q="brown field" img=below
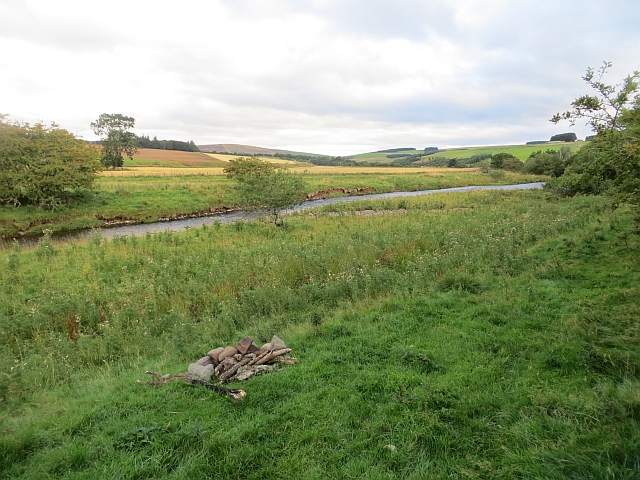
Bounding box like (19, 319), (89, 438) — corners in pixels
(131, 148), (227, 166)
(100, 166), (463, 177)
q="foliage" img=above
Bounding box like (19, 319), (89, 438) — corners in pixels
(135, 135), (199, 152)
(90, 114), (138, 169)
(490, 152), (518, 170)
(551, 61), (640, 133)
(523, 150), (565, 177)
(235, 169), (307, 225)
(550, 132), (577, 142)
(0, 116), (101, 208)
(223, 157), (275, 180)
(547, 64), (640, 214)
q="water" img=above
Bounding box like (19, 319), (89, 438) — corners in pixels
(10, 182), (544, 246)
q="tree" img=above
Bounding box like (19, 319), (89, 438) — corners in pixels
(551, 61), (640, 133)
(491, 152), (517, 169)
(550, 132), (577, 142)
(224, 157), (306, 225)
(0, 116), (101, 208)
(224, 157), (275, 180)
(547, 63), (640, 217)
(522, 151), (564, 177)
(90, 114), (138, 169)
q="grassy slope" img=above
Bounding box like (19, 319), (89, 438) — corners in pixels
(0, 170), (540, 239)
(1, 191), (638, 478)
(353, 143), (586, 163)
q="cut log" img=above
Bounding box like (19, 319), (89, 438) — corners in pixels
(219, 355), (253, 382)
(254, 348), (292, 365)
(230, 364), (278, 382)
(214, 356), (237, 375)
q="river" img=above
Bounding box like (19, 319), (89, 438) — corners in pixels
(9, 182), (544, 247)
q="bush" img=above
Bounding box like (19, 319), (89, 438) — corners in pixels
(522, 151), (565, 177)
(0, 117), (101, 208)
(491, 153), (518, 170)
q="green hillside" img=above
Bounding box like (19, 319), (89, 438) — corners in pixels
(352, 142), (587, 163)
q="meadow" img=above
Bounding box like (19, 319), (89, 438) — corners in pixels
(1, 189), (638, 478)
(0, 169), (541, 239)
(352, 143), (586, 163)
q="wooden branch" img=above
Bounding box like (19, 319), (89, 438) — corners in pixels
(255, 348), (292, 365)
(139, 371), (246, 401)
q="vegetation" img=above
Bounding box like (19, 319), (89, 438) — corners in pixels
(547, 63), (640, 218)
(0, 190), (638, 478)
(551, 61), (640, 133)
(224, 157), (306, 225)
(0, 116), (101, 209)
(91, 114), (138, 169)
(549, 132), (577, 142)
(135, 135), (200, 152)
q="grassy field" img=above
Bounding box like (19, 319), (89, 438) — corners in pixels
(1, 190), (638, 478)
(352, 143), (587, 163)
(0, 170), (541, 239)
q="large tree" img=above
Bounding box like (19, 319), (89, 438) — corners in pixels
(0, 116), (101, 208)
(90, 113), (138, 169)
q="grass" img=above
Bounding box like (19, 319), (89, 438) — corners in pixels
(0, 170), (542, 238)
(1, 190), (638, 478)
(352, 143), (587, 163)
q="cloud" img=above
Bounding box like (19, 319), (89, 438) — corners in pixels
(1, 0), (638, 154)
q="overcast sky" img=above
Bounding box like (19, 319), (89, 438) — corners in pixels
(1, 0), (639, 155)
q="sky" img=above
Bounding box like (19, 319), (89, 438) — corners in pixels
(1, 0), (639, 156)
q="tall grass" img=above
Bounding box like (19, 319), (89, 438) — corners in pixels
(1, 190), (638, 478)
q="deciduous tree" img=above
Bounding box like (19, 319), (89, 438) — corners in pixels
(225, 157), (306, 225)
(90, 113), (138, 169)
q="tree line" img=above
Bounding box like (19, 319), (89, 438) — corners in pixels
(135, 135), (199, 152)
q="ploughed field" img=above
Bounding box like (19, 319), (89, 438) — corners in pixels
(1, 190), (638, 478)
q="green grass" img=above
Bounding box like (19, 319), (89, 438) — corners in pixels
(352, 143), (587, 163)
(1, 190), (638, 478)
(0, 170), (542, 239)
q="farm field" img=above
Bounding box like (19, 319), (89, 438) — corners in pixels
(126, 149), (229, 168)
(0, 169), (541, 239)
(352, 142), (587, 163)
(1, 190), (638, 478)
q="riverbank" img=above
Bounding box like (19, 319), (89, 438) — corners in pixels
(0, 170), (542, 239)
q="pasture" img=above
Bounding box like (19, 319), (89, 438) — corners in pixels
(1, 190), (638, 478)
(352, 142), (587, 163)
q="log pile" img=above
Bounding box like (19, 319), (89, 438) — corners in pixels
(137, 335), (295, 401)
(188, 335), (296, 384)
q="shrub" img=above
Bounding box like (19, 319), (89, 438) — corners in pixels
(0, 117), (101, 208)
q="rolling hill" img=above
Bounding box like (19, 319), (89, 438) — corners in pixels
(197, 143), (325, 157)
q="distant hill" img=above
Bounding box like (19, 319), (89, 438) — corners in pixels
(197, 143), (325, 157)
